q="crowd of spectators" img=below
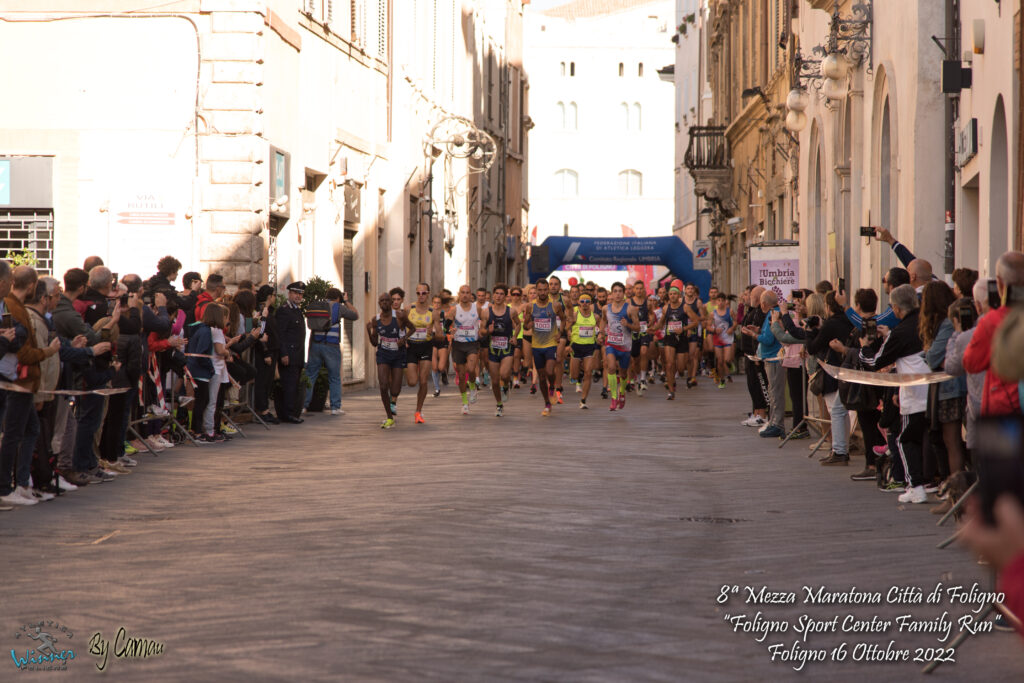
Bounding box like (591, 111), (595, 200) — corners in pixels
(732, 230), (1024, 635)
(0, 255), (356, 509)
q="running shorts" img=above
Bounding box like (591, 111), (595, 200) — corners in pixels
(488, 336), (513, 363)
(406, 340), (433, 363)
(605, 346), (631, 370)
(532, 346), (557, 366)
(376, 350), (407, 369)
(571, 343), (596, 359)
(451, 341), (480, 365)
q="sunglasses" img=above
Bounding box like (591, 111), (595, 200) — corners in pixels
(511, 292), (522, 296)
(579, 298), (592, 304)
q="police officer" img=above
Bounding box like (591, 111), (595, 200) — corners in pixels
(276, 281), (307, 423)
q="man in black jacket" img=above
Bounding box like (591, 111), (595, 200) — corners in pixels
(253, 285), (280, 423)
(276, 282), (307, 423)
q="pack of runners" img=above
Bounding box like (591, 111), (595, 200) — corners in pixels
(366, 278), (739, 426)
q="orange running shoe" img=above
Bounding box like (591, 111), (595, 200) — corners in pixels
(414, 412), (425, 424)
(555, 390), (564, 404)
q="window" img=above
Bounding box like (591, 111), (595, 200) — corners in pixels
(638, 62), (644, 77)
(0, 211), (54, 274)
(632, 102), (642, 131)
(618, 62), (624, 77)
(620, 102), (630, 129)
(618, 170), (642, 197)
(570, 61), (575, 77)
(621, 103), (640, 131)
(554, 169), (578, 197)
(566, 101), (577, 130)
(560, 61), (565, 76)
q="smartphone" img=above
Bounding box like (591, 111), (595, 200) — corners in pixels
(119, 294), (129, 306)
(863, 318), (877, 341)
(790, 289), (803, 300)
(100, 327), (111, 342)
(959, 301), (977, 330)
(0, 313), (11, 329)
(107, 299), (118, 315)
(988, 279), (1001, 310)
(860, 226), (875, 238)
(838, 277), (846, 293)
(804, 315), (821, 328)
(973, 416), (1024, 526)
(259, 318), (267, 335)
(142, 294), (154, 306)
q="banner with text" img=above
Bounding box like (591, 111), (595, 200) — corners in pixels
(749, 243), (800, 303)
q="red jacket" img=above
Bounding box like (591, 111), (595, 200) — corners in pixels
(194, 292), (214, 321)
(962, 307), (1021, 416)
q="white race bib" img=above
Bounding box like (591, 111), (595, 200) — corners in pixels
(534, 318), (552, 332)
(607, 332), (624, 345)
(639, 322), (648, 334)
(668, 320), (683, 334)
(578, 326), (595, 338)
(491, 336), (509, 350)
(381, 337), (399, 351)
(411, 327), (428, 341)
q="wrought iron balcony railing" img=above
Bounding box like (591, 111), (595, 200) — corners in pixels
(684, 126), (731, 171)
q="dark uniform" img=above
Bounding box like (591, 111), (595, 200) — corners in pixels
(276, 282), (307, 422)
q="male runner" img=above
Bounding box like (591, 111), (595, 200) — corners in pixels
(430, 294), (448, 397)
(475, 287), (491, 388)
(485, 283), (519, 416)
(703, 285), (720, 379)
(387, 286), (406, 414)
(508, 286), (526, 388)
(599, 282), (640, 410)
(367, 293), (410, 429)
(628, 280), (653, 394)
(449, 285), (485, 414)
(548, 275), (568, 404)
(522, 278), (566, 416)
(567, 291), (601, 408)
(682, 283), (704, 388)
(404, 282), (441, 423)
(711, 291), (737, 389)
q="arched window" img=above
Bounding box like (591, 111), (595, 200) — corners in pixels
(638, 62), (644, 77)
(567, 102), (578, 130)
(618, 170), (642, 197)
(556, 101), (565, 127)
(618, 62), (624, 77)
(555, 169), (579, 197)
(570, 61), (576, 77)
(632, 103), (642, 131)
(620, 102), (630, 129)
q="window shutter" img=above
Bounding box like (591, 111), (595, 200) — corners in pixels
(325, 0), (333, 27)
(305, 0), (317, 17)
(378, 0), (388, 59)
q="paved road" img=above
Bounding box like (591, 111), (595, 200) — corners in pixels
(2, 378), (1022, 681)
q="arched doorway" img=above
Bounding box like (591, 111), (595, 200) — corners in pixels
(810, 133), (824, 284)
(989, 96), (1009, 271)
(878, 96), (894, 274)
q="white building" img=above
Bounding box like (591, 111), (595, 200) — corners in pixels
(671, 0), (709, 247)
(524, 0), (675, 280)
(0, 0), (528, 387)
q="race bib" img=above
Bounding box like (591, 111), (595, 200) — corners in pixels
(455, 324), (476, 341)
(639, 322), (648, 334)
(534, 317), (552, 332)
(667, 320), (683, 334)
(411, 327), (428, 341)
(578, 326), (595, 338)
(607, 331), (624, 346)
(491, 336), (509, 350)
(381, 337), (399, 351)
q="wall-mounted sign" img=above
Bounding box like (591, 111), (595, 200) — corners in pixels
(693, 239), (712, 269)
(269, 145), (290, 219)
(956, 118), (978, 167)
(0, 156), (53, 209)
(749, 242), (799, 303)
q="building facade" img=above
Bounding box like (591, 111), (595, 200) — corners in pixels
(524, 0), (675, 279)
(0, 0), (529, 387)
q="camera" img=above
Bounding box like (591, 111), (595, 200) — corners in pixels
(988, 279), (1001, 310)
(143, 294), (154, 306)
(860, 225), (876, 238)
(958, 300), (977, 330)
(0, 313), (12, 329)
(803, 315), (821, 328)
(862, 318), (878, 342)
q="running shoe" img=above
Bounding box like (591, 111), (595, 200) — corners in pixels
(414, 412), (426, 424)
(541, 405), (551, 417)
(898, 485), (928, 504)
(469, 389), (478, 404)
(579, 399), (588, 409)
(872, 444), (890, 457)
(626, 382), (635, 393)
(618, 396), (626, 410)
(850, 468), (876, 481)
(512, 379), (520, 389)
(461, 404), (470, 416)
(718, 381), (726, 389)
(433, 389), (441, 397)
(741, 415), (766, 427)
(441, 373), (449, 385)
(495, 405), (504, 417)
(879, 481), (906, 493)
(601, 387), (609, 399)
(609, 400), (617, 412)
(117, 455), (138, 468)
(789, 429), (811, 440)
(501, 387), (509, 403)
(390, 401), (398, 416)
(555, 390), (563, 405)
(666, 392), (675, 400)
(221, 422), (239, 435)
(381, 418), (395, 429)
(686, 378), (697, 388)
(575, 382), (582, 394)
(530, 383), (537, 395)
(124, 441), (139, 456)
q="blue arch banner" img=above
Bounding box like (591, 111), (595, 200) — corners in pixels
(527, 236), (711, 296)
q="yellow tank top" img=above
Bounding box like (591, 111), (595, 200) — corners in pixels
(407, 307), (433, 342)
(571, 310), (598, 345)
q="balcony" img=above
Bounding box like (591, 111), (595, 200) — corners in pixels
(684, 125), (732, 204)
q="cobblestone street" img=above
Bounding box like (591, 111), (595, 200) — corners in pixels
(3, 379), (1022, 681)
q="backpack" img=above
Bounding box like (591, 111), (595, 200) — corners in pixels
(305, 299), (333, 332)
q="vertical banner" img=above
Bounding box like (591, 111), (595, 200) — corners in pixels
(749, 242), (800, 303)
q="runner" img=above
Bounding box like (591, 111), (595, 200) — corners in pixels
(387, 286), (406, 414)
(430, 294), (449, 397)
(682, 283), (704, 388)
(509, 286), (526, 389)
(711, 291), (737, 389)
(522, 278), (567, 416)
(404, 282), (441, 423)
(475, 287), (491, 388)
(520, 284), (537, 392)
(450, 285), (485, 415)
(647, 291), (665, 384)
(628, 280), (653, 395)
(703, 285), (720, 380)
(567, 290), (601, 408)
(367, 293), (409, 429)
(485, 283), (519, 416)
(600, 282), (640, 411)
(549, 275), (568, 404)
(650, 281), (688, 400)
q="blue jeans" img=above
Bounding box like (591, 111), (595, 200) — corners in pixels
(73, 394), (105, 473)
(305, 342), (342, 410)
(0, 391), (39, 492)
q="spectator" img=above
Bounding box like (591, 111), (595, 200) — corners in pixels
(83, 255), (104, 272)
(962, 251), (1024, 416)
(185, 303), (223, 442)
(145, 255), (182, 305)
(859, 285), (931, 503)
(920, 280), (967, 498)
(195, 273), (225, 322)
(236, 280), (254, 294)
(276, 282), (307, 423)
(79, 266), (116, 325)
(756, 290), (785, 438)
(738, 285), (769, 428)
(907, 259), (933, 293)
(253, 285), (280, 424)
(771, 294), (809, 439)
(944, 280), (991, 452)
(846, 267), (907, 329)
(0, 266), (61, 506)
(180, 271), (203, 323)
(304, 287), (359, 416)
(807, 290), (855, 465)
(951, 268), (979, 300)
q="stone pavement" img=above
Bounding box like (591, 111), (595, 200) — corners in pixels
(2, 378), (1022, 681)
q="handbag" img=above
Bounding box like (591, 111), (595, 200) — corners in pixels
(808, 364), (825, 396)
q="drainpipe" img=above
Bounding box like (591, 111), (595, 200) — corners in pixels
(943, 0), (960, 278)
